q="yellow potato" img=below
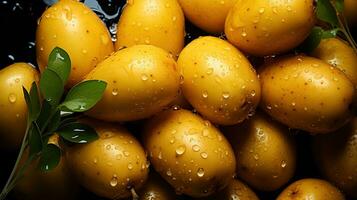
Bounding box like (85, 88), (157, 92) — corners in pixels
(259, 55), (354, 134)
(0, 63), (39, 150)
(85, 45), (180, 122)
(224, 111), (296, 191)
(36, 0), (114, 87)
(277, 178), (345, 200)
(313, 117), (357, 198)
(65, 119), (149, 199)
(138, 172), (177, 200)
(14, 135), (79, 200)
(178, 36), (260, 125)
(177, 0), (237, 34)
(116, 0), (184, 57)
(143, 109), (236, 197)
(345, 0), (357, 27)
(225, 0), (315, 56)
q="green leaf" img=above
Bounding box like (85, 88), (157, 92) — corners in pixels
(317, 0), (339, 27)
(22, 86), (31, 114)
(299, 26), (324, 52)
(40, 69), (64, 106)
(60, 80), (107, 112)
(29, 82), (41, 120)
(322, 28), (340, 38)
(59, 117), (78, 128)
(36, 100), (52, 130)
(334, 0), (344, 13)
(48, 47), (71, 85)
(28, 123), (43, 156)
(57, 122), (98, 143)
(39, 144), (61, 172)
(46, 110), (61, 134)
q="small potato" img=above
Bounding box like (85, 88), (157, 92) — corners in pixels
(259, 55), (354, 134)
(138, 172), (177, 200)
(0, 63), (39, 150)
(116, 0), (184, 57)
(36, 0), (114, 87)
(85, 45), (180, 122)
(177, 0), (237, 34)
(277, 178), (345, 200)
(65, 119), (149, 199)
(313, 117), (357, 198)
(143, 109), (236, 197)
(14, 135), (79, 200)
(178, 36), (260, 125)
(225, 0), (315, 56)
(224, 111), (296, 191)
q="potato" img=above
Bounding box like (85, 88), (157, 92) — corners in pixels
(0, 63), (39, 150)
(177, 0), (237, 34)
(14, 135), (79, 200)
(313, 117), (357, 198)
(259, 55), (354, 134)
(345, 0), (357, 27)
(199, 178), (259, 200)
(36, 0), (114, 87)
(142, 109), (236, 197)
(224, 111), (296, 191)
(138, 172), (177, 200)
(85, 45), (180, 122)
(225, 0), (315, 56)
(277, 178), (345, 200)
(178, 36), (260, 125)
(65, 119), (149, 199)
(115, 0), (184, 57)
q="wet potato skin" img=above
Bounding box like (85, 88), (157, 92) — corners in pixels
(115, 0), (185, 57)
(36, 0), (114, 88)
(313, 117), (357, 198)
(137, 172), (178, 200)
(224, 111), (296, 191)
(65, 119), (149, 200)
(178, 36), (261, 125)
(177, 0), (237, 34)
(259, 55), (355, 134)
(85, 45), (181, 122)
(277, 178), (345, 200)
(225, 0), (315, 56)
(0, 63), (39, 150)
(142, 109), (236, 198)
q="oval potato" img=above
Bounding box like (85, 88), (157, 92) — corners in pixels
(259, 55), (354, 134)
(178, 36), (260, 125)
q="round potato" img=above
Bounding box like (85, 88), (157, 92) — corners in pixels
(224, 111), (296, 191)
(313, 117), (357, 198)
(0, 63), (39, 150)
(177, 0), (237, 34)
(259, 55), (354, 134)
(115, 0), (184, 57)
(36, 0), (114, 87)
(178, 36), (260, 125)
(14, 135), (79, 200)
(85, 45), (180, 122)
(225, 0), (315, 56)
(138, 172), (177, 200)
(277, 178), (345, 200)
(143, 109), (236, 197)
(65, 119), (149, 199)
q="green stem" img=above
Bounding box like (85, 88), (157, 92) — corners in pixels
(0, 123), (31, 200)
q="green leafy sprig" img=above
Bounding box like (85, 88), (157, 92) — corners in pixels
(0, 47), (107, 200)
(301, 0), (357, 52)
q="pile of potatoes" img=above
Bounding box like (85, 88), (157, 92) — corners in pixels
(0, 0), (356, 199)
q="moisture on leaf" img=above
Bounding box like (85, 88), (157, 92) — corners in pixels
(39, 144), (61, 172)
(48, 47), (71, 85)
(39, 69), (64, 106)
(57, 122), (98, 144)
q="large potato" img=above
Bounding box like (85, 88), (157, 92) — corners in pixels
(178, 36), (260, 125)
(36, 0), (114, 87)
(313, 117), (357, 198)
(225, 0), (315, 56)
(224, 111), (296, 191)
(259, 55), (354, 134)
(65, 119), (149, 199)
(143, 109), (236, 197)
(115, 0), (184, 57)
(85, 45), (180, 122)
(177, 0), (237, 34)
(277, 178), (345, 200)
(0, 63), (39, 150)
